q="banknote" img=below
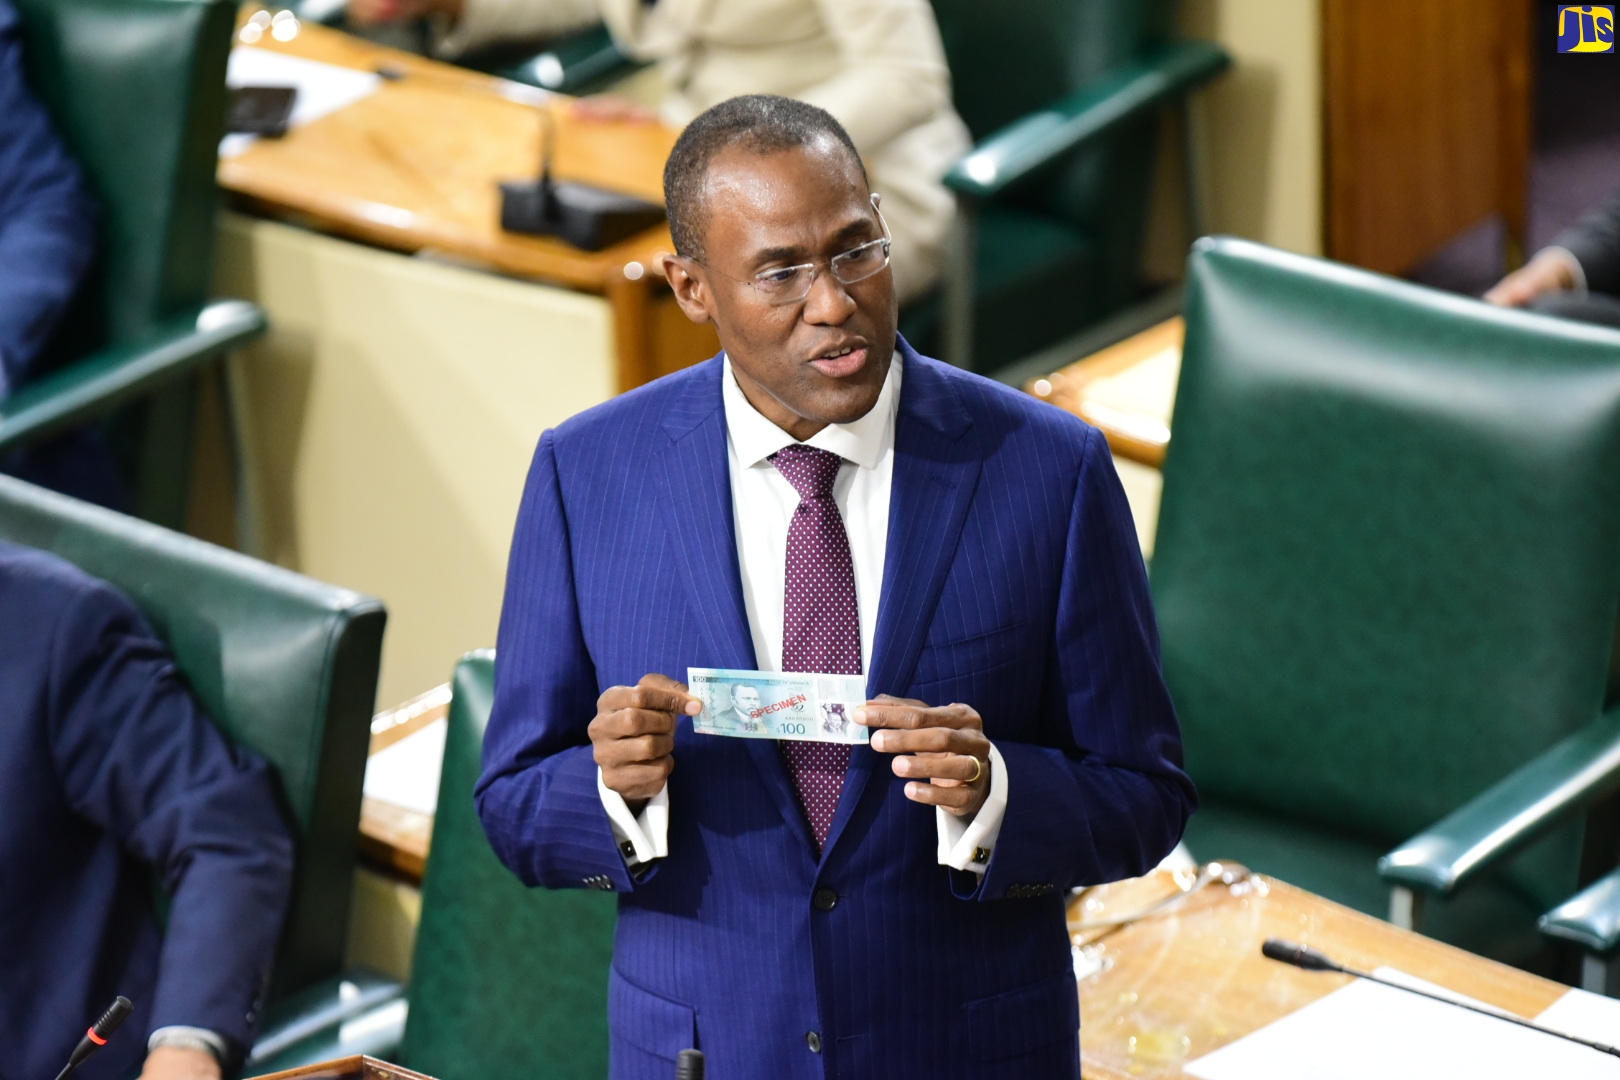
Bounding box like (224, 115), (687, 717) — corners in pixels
(688, 668), (869, 743)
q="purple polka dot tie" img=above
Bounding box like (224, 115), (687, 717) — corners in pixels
(770, 444), (859, 853)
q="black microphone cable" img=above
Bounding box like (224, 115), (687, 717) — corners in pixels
(52, 996), (133, 1080)
(1262, 938), (1620, 1060)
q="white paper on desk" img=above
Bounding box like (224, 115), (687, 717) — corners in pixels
(220, 47), (381, 158)
(1538, 988), (1620, 1047)
(1185, 967), (1620, 1080)
(362, 716), (447, 816)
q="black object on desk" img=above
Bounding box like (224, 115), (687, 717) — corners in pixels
(227, 86), (297, 137)
(499, 108), (665, 250)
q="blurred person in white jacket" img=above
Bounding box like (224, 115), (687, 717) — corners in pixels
(349, 0), (970, 301)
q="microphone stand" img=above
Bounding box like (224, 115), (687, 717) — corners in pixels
(1261, 938), (1620, 1060)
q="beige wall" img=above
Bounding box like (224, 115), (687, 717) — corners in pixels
(1143, 0), (1323, 279)
(215, 214), (617, 707)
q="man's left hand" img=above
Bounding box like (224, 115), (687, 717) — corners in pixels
(139, 1048), (221, 1080)
(856, 696), (991, 818)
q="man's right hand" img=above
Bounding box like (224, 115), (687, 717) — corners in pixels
(590, 674), (700, 810)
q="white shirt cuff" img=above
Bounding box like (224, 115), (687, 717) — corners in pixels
(148, 1026), (228, 1060)
(1542, 245), (1589, 297)
(937, 743), (1008, 874)
(598, 768), (669, 865)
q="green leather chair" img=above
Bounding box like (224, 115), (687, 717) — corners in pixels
(907, 0), (1228, 374)
(289, 651), (618, 1076)
(7, 0), (266, 526)
(1158, 237), (1620, 976)
(0, 474), (401, 1058)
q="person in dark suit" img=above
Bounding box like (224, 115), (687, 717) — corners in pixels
(0, 0), (96, 397)
(479, 94), (1193, 1078)
(1486, 188), (1620, 327)
(0, 0), (131, 509)
(0, 541), (295, 1080)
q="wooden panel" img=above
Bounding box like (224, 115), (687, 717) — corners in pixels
(1324, 0), (1533, 274)
(1074, 870), (1567, 1079)
(253, 1055), (437, 1080)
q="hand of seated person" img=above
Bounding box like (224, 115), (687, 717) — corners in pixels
(139, 1047), (221, 1080)
(1484, 248), (1578, 307)
(346, 0), (458, 29)
(569, 94), (659, 125)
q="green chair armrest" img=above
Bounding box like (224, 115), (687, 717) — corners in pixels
(1542, 868), (1620, 954)
(246, 968), (405, 1073)
(0, 298), (266, 454)
(1379, 708), (1620, 897)
(943, 39), (1231, 199)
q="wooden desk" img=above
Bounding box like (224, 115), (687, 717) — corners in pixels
(359, 684), (450, 883)
(1028, 317), (1181, 469)
(256, 1055), (435, 1080)
(219, 17), (717, 391)
(1071, 869), (1566, 1079)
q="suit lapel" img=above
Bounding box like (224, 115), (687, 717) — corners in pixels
(821, 345), (982, 860)
(658, 360), (818, 857)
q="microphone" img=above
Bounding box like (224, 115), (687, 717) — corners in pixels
(52, 996), (133, 1080)
(675, 1048), (704, 1080)
(1261, 938), (1620, 1059)
(498, 106), (666, 250)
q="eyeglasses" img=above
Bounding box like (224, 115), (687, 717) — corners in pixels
(694, 196), (892, 306)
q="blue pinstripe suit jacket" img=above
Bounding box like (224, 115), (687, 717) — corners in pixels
(479, 340), (1195, 1080)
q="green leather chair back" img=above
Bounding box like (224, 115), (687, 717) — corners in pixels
(932, 0), (1170, 176)
(0, 474), (386, 995)
(934, 0), (1172, 256)
(906, 0), (1182, 371)
(14, 0), (234, 346)
(1156, 237), (1620, 916)
(402, 651), (616, 1080)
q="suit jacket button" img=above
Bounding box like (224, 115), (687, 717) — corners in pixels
(806, 1031), (823, 1054)
(813, 887), (839, 912)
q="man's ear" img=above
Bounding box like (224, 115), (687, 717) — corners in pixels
(661, 254), (714, 325)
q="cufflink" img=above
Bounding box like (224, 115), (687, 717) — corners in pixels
(972, 846), (991, 865)
(619, 839), (637, 860)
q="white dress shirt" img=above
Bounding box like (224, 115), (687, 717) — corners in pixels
(597, 354), (1008, 872)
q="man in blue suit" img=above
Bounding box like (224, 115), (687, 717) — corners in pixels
(480, 94), (1194, 1079)
(0, 541), (295, 1080)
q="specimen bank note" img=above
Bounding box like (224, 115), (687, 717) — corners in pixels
(688, 667), (869, 744)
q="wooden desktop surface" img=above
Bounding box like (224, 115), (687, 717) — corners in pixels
(253, 1055), (435, 1080)
(1071, 869), (1566, 1079)
(219, 16), (718, 390)
(359, 685), (449, 883)
(1029, 317), (1181, 469)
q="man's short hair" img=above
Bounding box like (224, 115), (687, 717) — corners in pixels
(663, 94), (867, 262)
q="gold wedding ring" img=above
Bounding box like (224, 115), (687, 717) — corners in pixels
(964, 756), (984, 784)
